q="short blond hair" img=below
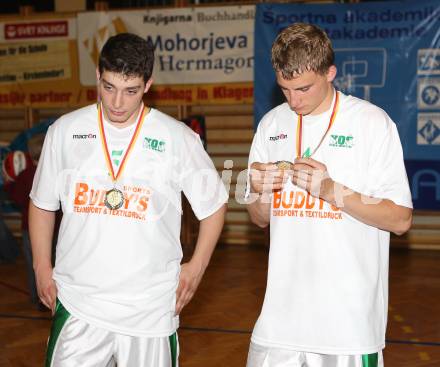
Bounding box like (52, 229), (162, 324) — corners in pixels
(271, 23), (334, 79)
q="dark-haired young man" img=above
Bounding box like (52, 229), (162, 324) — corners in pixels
(30, 33), (227, 367)
(246, 23), (412, 367)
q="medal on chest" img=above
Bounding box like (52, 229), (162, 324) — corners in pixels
(98, 103), (147, 210)
(104, 188), (125, 210)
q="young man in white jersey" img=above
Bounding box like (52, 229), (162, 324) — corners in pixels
(246, 23), (413, 367)
(29, 33), (227, 367)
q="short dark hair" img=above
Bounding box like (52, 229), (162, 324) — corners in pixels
(272, 23), (334, 79)
(98, 33), (154, 83)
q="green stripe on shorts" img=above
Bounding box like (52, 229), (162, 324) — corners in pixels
(362, 352), (378, 367)
(169, 332), (178, 367)
(45, 299), (71, 367)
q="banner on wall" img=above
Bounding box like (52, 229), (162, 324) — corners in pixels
(77, 6), (255, 104)
(0, 40), (71, 83)
(254, 1), (440, 209)
(0, 17), (92, 108)
(0, 20), (72, 84)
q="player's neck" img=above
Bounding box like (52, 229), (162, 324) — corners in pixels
(310, 85), (335, 116)
(104, 103), (143, 129)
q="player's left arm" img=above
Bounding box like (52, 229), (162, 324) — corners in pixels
(292, 157), (412, 235)
(175, 203), (227, 315)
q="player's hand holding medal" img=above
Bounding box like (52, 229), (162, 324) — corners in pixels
(275, 160), (293, 170)
(248, 162), (291, 202)
(290, 157), (334, 200)
(249, 159), (334, 203)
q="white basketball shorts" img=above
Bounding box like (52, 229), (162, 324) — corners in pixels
(45, 300), (179, 367)
(246, 342), (383, 367)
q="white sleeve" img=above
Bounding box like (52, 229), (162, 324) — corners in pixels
(244, 122), (270, 199)
(365, 112), (413, 209)
(249, 123), (269, 165)
(30, 124), (61, 211)
(178, 128), (228, 220)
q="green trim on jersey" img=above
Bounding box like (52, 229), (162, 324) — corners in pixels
(362, 352), (378, 367)
(112, 149), (124, 167)
(169, 332), (178, 367)
(45, 299), (71, 367)
(302, 147), (312, 158)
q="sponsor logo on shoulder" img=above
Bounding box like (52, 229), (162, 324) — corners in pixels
(269, 133), (288, 141)
(73, 133), (96, 139)
(143, 137), (166, 152)
(329, 134), (354, 148)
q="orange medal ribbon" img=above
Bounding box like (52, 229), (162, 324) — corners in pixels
(296, 90), (339, 158)
(98, 103), (146, 184)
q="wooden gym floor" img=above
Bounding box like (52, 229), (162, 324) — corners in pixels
(0, 245), (439, 367)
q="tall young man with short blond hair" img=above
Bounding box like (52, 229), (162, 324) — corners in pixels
(246, 23), (412, 367)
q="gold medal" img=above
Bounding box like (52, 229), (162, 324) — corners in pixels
(104, 188), (125, 210)
(276, 160), (293, 170)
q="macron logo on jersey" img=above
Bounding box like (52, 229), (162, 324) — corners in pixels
(269, 133), (288, 141)
(73, 133), (97, 140)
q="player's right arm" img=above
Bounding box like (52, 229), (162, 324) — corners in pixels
(27, 124), (60, 313)
(246, 162), (286, 228)
(29, 201), (57, 313)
